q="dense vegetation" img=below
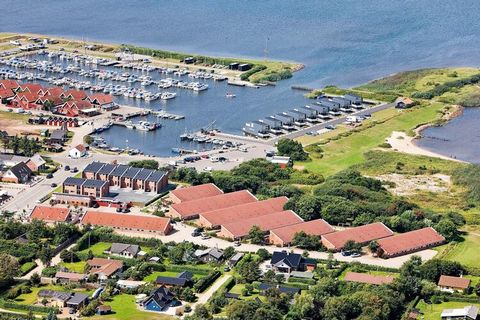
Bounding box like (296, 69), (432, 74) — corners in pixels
(0, 135), (42, 157)
(412, 73), (480, 99)
(452, 164), (480, 202)
(127, 159), (159, 170)
(276, 139), (309, 161)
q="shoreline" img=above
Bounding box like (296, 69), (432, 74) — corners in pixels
(387, 105), (467, 163)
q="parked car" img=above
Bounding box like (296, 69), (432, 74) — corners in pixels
(46, 173), (53, 179)
(350, 252), (362, 258)
(233, 241), (241, 247)
(224, 266), (231, 272)
(325, 125), (336, 130)
(50, 183), (57, 188)
(341, 251), (351, 257)
(64, 165), (70, 171)
(191, 231), (201, 237)
(201, 233), (211, 240)
(70, 167), (78, 173)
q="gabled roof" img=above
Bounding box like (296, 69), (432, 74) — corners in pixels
(145, 286), (177, 308)
(0, 89), (15, 98)
(63, 177), (86, 186)
(344, 272), (394, 285)
(270, 219), (334, 244)
(258, 283), (301, 294)
(122, 167), (142, 179)
(67, 293), (89, 305)
(199, 196), (288, 228)
(271, 251), (302, 269)
(87, 258), (123, 277)
(97, 163), (117, 175)
(87, 94), (113, 105)
(155, 276), (188, 287)
(8, 162), (32, 179)
(44, 87), (64, 97)
(74, 144), (87, 152)
(62, 99), (93, 110)
(171, 190), (257, 219)
(0, 79), (19, 91)
(63, 89), (87, 100)
(109, 243), (140, 256)
(438, 275), (471, 289)
(377, 227), (445, 256)
(84, 161), (107, 173)
(221, 210), (303, 239)
(170, 183), (223, 202)
(441, 305), (479, 320)
(134, 168), (155, 180)
(145, 170), (167, 183)
(82, 211), (172, 234)
(28, 154), (46, 167)
(31, 206), (70, 222)
(15, 91), (39, 102)
(194, 247), (224, 260)
(55, 272), (87, 281)
(110, 164), (129, 177)
(19, 83), (43, 93)
(321, 222), (394, 250)
(82, 179), (108, 189)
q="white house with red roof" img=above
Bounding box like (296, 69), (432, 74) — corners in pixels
(69, 144), (87, 158)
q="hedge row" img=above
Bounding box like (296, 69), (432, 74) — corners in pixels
(240, 65), (267, 81)
(440, 294), (480, 303)
(0, 300), (58, 314)
(412, 73), (480, 99)
(74, 228), (162, 251)
(287, 277), (316, 285)
(164, 264), (211, 276)
(194, 271), (221, 293)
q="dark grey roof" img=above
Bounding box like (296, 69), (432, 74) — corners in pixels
(225, 292), (240, 299)
(97, 163), (117, 175)
(66, 293), (89, 305)
(258, 283), (300, 294)
(271, 251), (302, 269)
(109, 243), (140, 255)
(38, 290), (71, 301)
(122, 167), (142, 179)
(135, 168), (154, 180)
(84, 161), (106, 174)
(177, 271), (193, 280)
(9, 162), (32, 179)
(155, 276), (188, 287)
(63, 177), (86, 186)
(50, 129), (66, 140)
(110, 164), (129, 177)
(208, 248), (224, 260)
(146, 170), (167, 183)
(146, 286), (177, 308)
(82, 179), (107, 188)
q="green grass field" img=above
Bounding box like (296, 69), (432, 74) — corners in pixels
(90, 294), (174, 320)
(437, 226), (480, 272)
(59, 261), (87, 273)
(296, 102), (447, 176)
(416, 300), (480, 320)
(79, 242), (112, 257)
(143, 271), (179, 283)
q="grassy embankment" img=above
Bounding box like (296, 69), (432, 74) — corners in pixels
(416, 300), (480, 320)
(1, 32), (302, 84)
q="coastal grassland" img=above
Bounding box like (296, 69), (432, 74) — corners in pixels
(436, 225), (480, 273)
(295, 101), (447, 176)
(0, 111), (30, 123)
(90, 294), (174, 320)
(416, 300), (480, 320)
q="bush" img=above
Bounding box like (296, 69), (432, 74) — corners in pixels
(277, 139), (308, 161)
(193, 271), (221, 293)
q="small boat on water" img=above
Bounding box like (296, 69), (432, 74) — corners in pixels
(160, 92), (177, 100)
(226, 92), (236, 98)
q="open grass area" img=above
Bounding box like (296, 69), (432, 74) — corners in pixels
(79, 242), (111, 257)
(20, 262), (37, 275)
(0, 110), (31, 122)
(338, 268), (399, 281)
(143, 271), (179, 283)
(437, 226), (480, 273)
(14, 285), (64, 305)
(59, 261), (87, 273)
(90, 294), (174, 320)
(296, 102), (447, 176)
(416, 300), (480, 320)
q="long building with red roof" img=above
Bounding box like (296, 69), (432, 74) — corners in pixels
(269, 219), (335, 247)
(169, 183), (223, 204)
(377, 227), (445, 258)
(168, 190), (257, 220)
(218, 210), (304, 240)
(82, 211), (172, 235)
(197, 196), (288, 229)
(321, 222), (394, 251)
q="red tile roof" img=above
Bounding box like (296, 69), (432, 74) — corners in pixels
(270, 219), (334, 245)
(171, 190), (257, 219)
(82, 211), (172, 234)
(438, 275), (471, 289)
(63, 100), (93, 110)
(75, 144), (87, 152)
(44, 87), (64, 97)
(19, 83), (43, 93)
(31, 206), (70, 222)
(87, 94), (113, 105)
(0, 89), (15, 98)
(321, 222), (393, 250)
(220, 210), (303, 239)
(344, 272), (394, 285)
(199, 196), (288, 228)
(63, 90), (87, 100)
(170, 183), (223, 202)
(0, 80), (19, 91)
(377, 227), (445, 257)
(15, 92), (39, 102)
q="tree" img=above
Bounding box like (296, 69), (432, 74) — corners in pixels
(368, 240), (380, 255)
(475, 283), (480, 297)
(263, 270), (276, 283)
(223, 246), (235, 259)
(128, 160), (159, 170)
(292, 195), (322, 221)
(39, 245), (54, 266)
(226, 300), (259, 320)
(420, 280), (438, 301)
(256, 248), (270, 261)
(276, 138), (308, 161)
(248, 225), (265, 244)
(185, 304), (213, 320)
(237, 259), (261, 283)
(274, 273), (285, 284)
(343, 240), (362, 253)
(435, 218), (459, 241)
(292, 231), (321, 250)
(0, 253), (19, 289)
(181, 287), (196, 302)
(46, 310), (58, 320)
(30, 273), (41, 287)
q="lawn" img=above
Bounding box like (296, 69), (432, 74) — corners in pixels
(14, 285), (65, 305)
(90, 294), (174, 320)
(338, 268), (399, 281)
(20, 262), (37, 275)
(416, 300), (480, 320)
(59, 261), (87, 273)
(437, 226), (480, 273)
(79, 242), (112, 257)
(143, 271), (179, 283)
(296, 102), (447, 176)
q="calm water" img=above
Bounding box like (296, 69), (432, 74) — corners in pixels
(2, 1), (480, 156)
(416, 108), (480, 163)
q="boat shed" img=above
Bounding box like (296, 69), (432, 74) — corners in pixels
(243, 121), (270, 137)
(317, 100), (340, 111)
(344, 94), (363, 105)
(308, 104), (329, 115)
(332, 96), (352, 108)
(298, 106), (318, 118)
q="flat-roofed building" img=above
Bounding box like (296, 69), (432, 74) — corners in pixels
(82, 211), (173, 235)
(321, 222), (394, 251)
(269, 219), (334, 247)
(169, 183), (223, 204)
(168, 190), (257, 220)
(197, 196), (288, 229)
(377, 227), (445, 258)
(218, 210), (304, 240)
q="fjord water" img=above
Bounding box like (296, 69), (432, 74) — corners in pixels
(2, 0), (480, 157)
